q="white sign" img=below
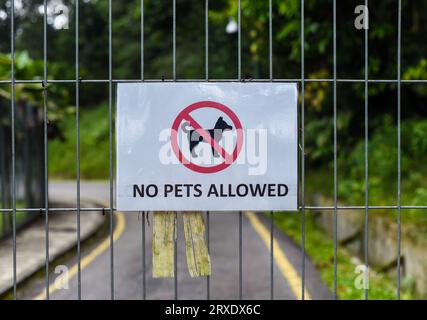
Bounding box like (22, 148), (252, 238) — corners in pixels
(116, 82), (298, 211)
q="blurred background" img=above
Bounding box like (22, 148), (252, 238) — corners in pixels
(0, 0), (426, 299)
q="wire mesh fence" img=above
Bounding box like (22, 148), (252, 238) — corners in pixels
(1, 0), (424, 300)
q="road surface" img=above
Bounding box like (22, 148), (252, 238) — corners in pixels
(20, 182), (331, 300)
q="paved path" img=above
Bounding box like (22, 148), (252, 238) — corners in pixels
(21, 181), (331, 300)
(0, 205), (103, 296)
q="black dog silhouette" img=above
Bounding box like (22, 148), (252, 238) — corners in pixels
(181, 117), (233, 158)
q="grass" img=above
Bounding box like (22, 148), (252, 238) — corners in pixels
(273, 212), (417, 300)
(48, 103), (110, 180)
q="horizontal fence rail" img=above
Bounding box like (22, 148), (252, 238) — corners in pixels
(1, 79), (427, 84)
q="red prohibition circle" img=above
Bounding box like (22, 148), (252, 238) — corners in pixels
(171, 101), (243, 174)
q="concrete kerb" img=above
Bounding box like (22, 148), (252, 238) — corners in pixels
(0, 199), (106, 296)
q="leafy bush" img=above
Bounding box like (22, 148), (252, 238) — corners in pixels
(0, 51), (73, 123)
(49, 103), (110, 179)
(338, 116), (427, 211)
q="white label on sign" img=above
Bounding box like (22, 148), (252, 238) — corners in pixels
(116, 82), (298, 211)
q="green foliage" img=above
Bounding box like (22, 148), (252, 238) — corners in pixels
(1, 0), (426, 137)
(404, 59), (427, 81)
(274, 212), (416, 299)
(339, 116), (427, 210)
(0, 51), (73, 123)
(48, 103), (110, 179)
(0, 51), (44, 103)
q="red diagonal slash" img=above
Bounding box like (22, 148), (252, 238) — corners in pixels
(171, 100), (243, 174)
(184, 113), (233, 163)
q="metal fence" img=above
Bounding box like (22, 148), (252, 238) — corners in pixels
(0, 97), (45, 239)
(1, 0), (425, 300)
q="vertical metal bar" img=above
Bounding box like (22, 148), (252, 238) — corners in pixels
(1, 110), (10, 235)
(205, 0), (209, 81)
(173, 0), (178, 301)
(0, 103), (6, 233)
(174, 211), (178, 300)
(141, 0), (144, 81)
(239, 211), (242, 300)
(269, 212), (273, 299)
(396, 0), (402, 300)
(268, 0), (272, 81)
(142, 212), (146, 300)
(10, 0), (17, 300)
(332, 0), (338, 300)
(141, 0), (146, 301)
(268, 0), (274, 301)
(237, 0), (241, 81)
(237, 0), (242, 300)
(108, 0), (115, 300)
(206, 211), (210, 300)
(173, 0), (176, 81)
(363, 0), (369, 301)
(205, 0), (210, 301)
(300, 0), (306, 301)
(43, 0), (50, 300)
(75, 0), (81, 300)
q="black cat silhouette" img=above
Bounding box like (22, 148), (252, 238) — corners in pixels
(181, 117), (233, 158)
